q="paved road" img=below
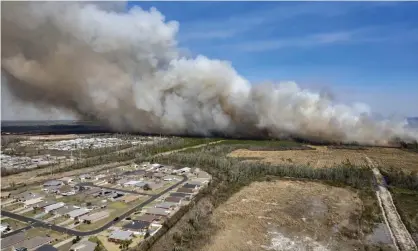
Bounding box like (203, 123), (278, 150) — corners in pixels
(1, 175), (187, 237)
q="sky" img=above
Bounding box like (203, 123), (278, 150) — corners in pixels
(127, 1), (418, 117)
(2, 1), (418, 120)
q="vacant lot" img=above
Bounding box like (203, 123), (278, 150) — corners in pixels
(229, 146), (418, 170)
(200, 180), (394, 251)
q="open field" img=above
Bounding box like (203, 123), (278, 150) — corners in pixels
(200, 180), (393, 251)
(228, 146), (418, 170)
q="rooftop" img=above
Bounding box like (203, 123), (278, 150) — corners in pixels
(108, 230), (133, 241)
(145, 208), (169, 216)
(70, 240), (97, 251)
(67, 208), (89, 218)
(165, 196), (182, 203)
(122, 220), (151, 231)
(35, 244), (58, 251)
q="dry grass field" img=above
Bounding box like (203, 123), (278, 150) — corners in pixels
(199, 180), (393, 251)
(228, 146), (418, 171)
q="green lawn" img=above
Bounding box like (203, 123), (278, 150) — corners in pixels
(108, 201), (128, 210)
(75, 216), (112, 231)
(2, 202), (24, 211)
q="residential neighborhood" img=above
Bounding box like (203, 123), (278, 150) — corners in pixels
(1, 163), (211, 251)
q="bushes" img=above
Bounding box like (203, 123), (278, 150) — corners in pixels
(380, 167), (418, 191)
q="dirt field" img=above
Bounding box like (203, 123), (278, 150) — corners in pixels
(200, 180), (394, 251)
(228, 146), (418, 171)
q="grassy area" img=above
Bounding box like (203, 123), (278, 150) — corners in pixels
(108, 201), (128, 210)
(22, 209), (39, 218)
(2, 202), (24, 211)
(390, 186), (418, 242)
(88, 236), (108, 251)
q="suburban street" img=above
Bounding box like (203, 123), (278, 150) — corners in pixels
(1, 174), (187, 237)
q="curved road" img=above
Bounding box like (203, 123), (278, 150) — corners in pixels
(1, 175), (187, 237)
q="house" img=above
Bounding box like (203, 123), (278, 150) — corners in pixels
(169, 193), (190, 198)
(79, 174), (92, 180)
(79, 210), (109, 223)
(33, 200), (57, 209)
(151, 163), (162, 169)
(43, 202), (65, 213)
(82, 187), (101, 196)
(43, 180), (64, 187)
(153, 173), (165, 179)
(163, 176), (178, 181)
(182, 183), (199, 190)
(121, 195), (139, 203)
(177, 167), (191, 174)
(58, 185), (75, 196)
(134, 214), (160, 223)
(164, 197), (182, 203)
(94, 174), (107, 180)
(155, 202), (177, 210)
(18, 236), (53, 250)
(176, 187), (194, 194)
(42, 185), (60, 194)
(122, 220), (150, 234)
(67, 208), (89, 220)
(24, 197), (44, 208)
(55, 205), (79, 216)
(1, 192), (11, 199)
(59, 177), (73, 184)
(0, 232), (25, 251)
(108, 230), (133, 243)
(17, 192), (44, 202)
(70, 240), (97, 251)
(35, 244), (58, 251)
(145, 208), (170, 217)
(123, 180), (142, 187)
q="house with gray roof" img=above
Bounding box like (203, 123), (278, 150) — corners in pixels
(67, 208), (89, 220)
(70, 240), (97, 251)
(145, 208), (170, 217)
(43, 202), (65, 213)
(33, 200), (57, 209)
(43, 180), (64, 187)
(79, 210), (109, 223)
(55, 205), (79, 216)
(155, 202), (177, 209)
(108, 230), (133, 243)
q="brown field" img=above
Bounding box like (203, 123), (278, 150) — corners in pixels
(228, 146), (418, 171)
(200, 180), (394, 251)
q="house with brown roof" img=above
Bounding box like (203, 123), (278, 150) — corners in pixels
(164, 196), (182, 203)
(176, 187), (194, 194)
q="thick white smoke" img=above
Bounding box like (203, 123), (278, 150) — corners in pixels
(1, 2), (417, 145)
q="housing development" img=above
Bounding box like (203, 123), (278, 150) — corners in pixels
(1, 158), (211, 251)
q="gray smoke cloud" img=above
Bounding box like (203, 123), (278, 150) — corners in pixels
(1, 1), (417, 145)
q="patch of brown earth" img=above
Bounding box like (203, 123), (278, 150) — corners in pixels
(228, 147), (418, 171)
(200, 180), (373, 251)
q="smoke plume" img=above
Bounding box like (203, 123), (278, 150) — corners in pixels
(1, 2), (417, 145)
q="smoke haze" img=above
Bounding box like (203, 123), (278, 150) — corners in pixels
(1, 1), (417, 145)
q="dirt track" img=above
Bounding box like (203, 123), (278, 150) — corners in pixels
(367, 157), (417, 251)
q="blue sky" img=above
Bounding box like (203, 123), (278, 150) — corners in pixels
(130, 2), (417, 117)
